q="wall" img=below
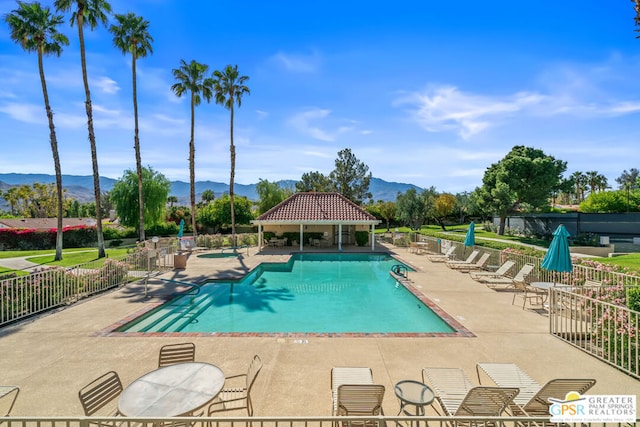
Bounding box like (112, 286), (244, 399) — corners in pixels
(492, 212), (640, 238)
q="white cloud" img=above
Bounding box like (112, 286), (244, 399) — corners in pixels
(288, 108), (359, 142)
(395, 85), (544, 139)
(271, 51), (320, 73)
(93, 76), (120, 94)
(289, 108), (334, 141)
(0, 102), (42, 124)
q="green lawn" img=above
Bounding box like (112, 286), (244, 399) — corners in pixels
(25, 248), (130, 268)
(0, 247), (94, 259)
(592, 253), (640, 272)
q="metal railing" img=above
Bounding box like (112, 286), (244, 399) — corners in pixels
(549, 286), (640, 379)
(412, 234), (640, 378)
(0, 242), (177, 327)
(411, 234), (640, 287)
(2, 416), (638, 427)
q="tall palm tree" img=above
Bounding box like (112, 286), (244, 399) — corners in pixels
(171, 59), (213, 239)
(212, 65), (250, 245)
(109, 12), (153, 242)
(54, 0), (111, 258)
(585, 171), (601, 195)
(5, 1), (69, 261)
(571, 171), (586, 203)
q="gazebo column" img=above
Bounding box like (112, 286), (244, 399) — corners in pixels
(258, 224), (262, 250)
(299, 223), (304, 251)
(338, 224), (343, 251)
(371, 224), (375, 251)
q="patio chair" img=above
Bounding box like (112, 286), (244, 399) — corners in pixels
(421, 367), (519, 417)
(445, 250), (480, 268)
(331, 367), (375, 414)
(512, 279), (546, 309)
(469, 260), (515, 281)
(208, 354), (262, 416)
(0, 386), (20, 416)
(78, 371), (123, 417)
(426, 246), (456, 263)
(448, 252), (491, 272)
(476, 363), (596, 417)
(158, 342), (196, 367)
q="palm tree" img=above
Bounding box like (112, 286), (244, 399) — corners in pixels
(5, 1), (69, 261)
(54, 0), (111, 258)
(212, 65), (250, 246)
(585, 171), (601, 194)
(171, 59), (213, 239)
(109, 12), (153, 242)
(167, 195), (178, 207)
(571, 171), (586, 203)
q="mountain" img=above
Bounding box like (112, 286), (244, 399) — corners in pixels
(0, 173), (423, 208)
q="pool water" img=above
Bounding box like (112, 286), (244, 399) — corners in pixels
(118, 253), (456, 334)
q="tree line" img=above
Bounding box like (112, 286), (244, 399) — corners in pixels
(4, 0), (248, 260)
(3, 145), (639, 239)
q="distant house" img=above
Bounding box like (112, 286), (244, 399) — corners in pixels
(251, 192), (381, 251)
(0, 218), (97, 231)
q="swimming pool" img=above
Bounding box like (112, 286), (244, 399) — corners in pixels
(116, 253), (461, 336)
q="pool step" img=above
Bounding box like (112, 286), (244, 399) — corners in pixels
(130, 293), (216, 332)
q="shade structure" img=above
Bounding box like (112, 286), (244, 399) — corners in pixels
(177, 219), (185, 238)
(541, 224), (573, 274)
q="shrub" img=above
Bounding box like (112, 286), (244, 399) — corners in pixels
(626, 287), (640, 312)
(146, 222), (179, 237)
(238, 233), (256, 246)
(355, 231), (369, 246)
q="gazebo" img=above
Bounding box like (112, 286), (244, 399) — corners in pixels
(251, 192), (381, 251)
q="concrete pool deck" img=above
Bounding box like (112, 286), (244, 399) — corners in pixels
(1, 243), (638, 416)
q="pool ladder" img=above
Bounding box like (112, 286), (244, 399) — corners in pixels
(391, 264), (409, 279)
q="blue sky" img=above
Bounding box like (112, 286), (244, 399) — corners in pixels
(1, 0), (640, 194)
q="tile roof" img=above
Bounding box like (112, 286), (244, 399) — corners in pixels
(0, 218), (97, 230)
(254, 192), (380, 223)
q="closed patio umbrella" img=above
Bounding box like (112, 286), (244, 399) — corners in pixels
(541, 224), (573, 284)
(177, 219), (185, 238)
(463, 221), (475, 257)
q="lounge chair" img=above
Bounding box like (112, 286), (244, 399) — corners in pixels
(513, 378), (596, 416)
(481, 263), (535, 290)
(208, 354), (262, 416)
(470, 260), (515, 281)
(421, 367), (519, 417)
(476, 363), (542, 407)
(445, 250), (479, 268)
(448, 252), (491, 272)
(476, 363), (595, 416)
(426, 246), (456, 263)
(331, 367), (384, 426)
(334, 384), (386, 422)
(331, 367), (374, 414)
(158, 342), (196, 367)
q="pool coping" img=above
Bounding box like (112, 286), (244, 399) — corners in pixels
(95, 252), (475, 338)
